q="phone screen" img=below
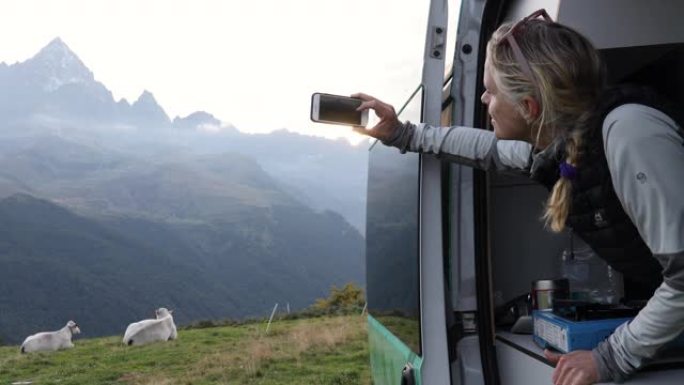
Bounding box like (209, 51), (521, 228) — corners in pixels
(318, 94), (363, 125)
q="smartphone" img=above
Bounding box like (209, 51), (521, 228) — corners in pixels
(310, 93), (369, 127)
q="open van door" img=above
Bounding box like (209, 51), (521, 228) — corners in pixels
(365, 0), (454, 384)
(366, 87), (424, 384)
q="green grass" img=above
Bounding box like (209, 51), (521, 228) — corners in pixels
(0, 315), (371, 385)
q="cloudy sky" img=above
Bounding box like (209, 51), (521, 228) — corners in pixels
(0, 0), (460, 143)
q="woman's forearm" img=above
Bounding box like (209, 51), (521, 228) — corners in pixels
(384, 121), (532, 172)
(594, 281), (684, 382)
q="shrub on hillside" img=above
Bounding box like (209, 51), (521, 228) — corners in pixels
(308, 283), (365, 316)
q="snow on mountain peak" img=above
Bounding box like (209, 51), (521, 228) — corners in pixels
(28, 37), (94, 92)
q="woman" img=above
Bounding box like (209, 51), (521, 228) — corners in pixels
(353, 9), (684, 385)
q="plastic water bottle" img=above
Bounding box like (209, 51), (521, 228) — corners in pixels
(560, 241), (623, 304)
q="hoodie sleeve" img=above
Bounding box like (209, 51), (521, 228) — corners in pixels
(383, 121), (532, 172)
(594, 103), (684, 382)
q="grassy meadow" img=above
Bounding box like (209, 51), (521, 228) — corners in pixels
(0, 315), (370, 385)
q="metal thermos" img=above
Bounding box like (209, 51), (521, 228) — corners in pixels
(532, 278), (569, 311)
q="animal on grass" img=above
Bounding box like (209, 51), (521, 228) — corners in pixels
(20, 320), (81, 353)
(123, 307), (177, 346)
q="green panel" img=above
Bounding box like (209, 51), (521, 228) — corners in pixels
(368, 315), (423, 385)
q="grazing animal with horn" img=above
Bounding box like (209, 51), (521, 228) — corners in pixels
(20, 320), (81, 353)
(123, 307), (177, 346)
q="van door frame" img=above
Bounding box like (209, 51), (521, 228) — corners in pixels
(419, 0), (452, 383)
(462, 1), (510, 384)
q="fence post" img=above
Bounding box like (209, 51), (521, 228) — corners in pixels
(266, 303), (279, 334)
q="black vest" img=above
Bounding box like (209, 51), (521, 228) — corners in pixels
(530, 85), (684, 299)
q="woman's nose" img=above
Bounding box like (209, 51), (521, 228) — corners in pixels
(480, 91), (488, 104)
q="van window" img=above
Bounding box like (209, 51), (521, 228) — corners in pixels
(366, 87), (423, 354)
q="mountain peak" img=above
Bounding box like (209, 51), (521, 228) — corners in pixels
(173, 111), (223, 130)
(34, 37), (82, 67)
(45, 37), (68, 50)
(131, 90), (171, 127)
(133, 90), (163, 109)
(137, 90), (156, 103)
(26, 37), (94, 92)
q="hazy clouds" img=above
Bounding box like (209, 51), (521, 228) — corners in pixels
(0, 0), (448, 143)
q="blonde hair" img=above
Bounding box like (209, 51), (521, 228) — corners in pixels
(486, 19), (605, 232)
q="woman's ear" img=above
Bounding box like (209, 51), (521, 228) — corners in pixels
(521, 96), (540, 122)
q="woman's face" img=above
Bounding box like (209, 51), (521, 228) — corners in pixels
(480, 59), (532, 141)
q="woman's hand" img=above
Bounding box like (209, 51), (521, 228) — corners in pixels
(351, 93), (402, 142)
(545, 349), (600, 385)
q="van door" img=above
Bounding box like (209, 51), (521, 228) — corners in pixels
(417, 0), (453, 384)
(443, 1), (494, 384)
(366, 0), (454, 383)
(366, 86), (424, 385)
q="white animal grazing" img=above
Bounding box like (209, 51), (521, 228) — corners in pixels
(20, 320), (81, 353)
(123, 307), (177, 346)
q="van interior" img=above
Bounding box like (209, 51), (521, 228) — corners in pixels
(487, 32), (684, 372)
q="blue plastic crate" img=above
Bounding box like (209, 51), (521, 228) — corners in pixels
(532, 310), (631, 353)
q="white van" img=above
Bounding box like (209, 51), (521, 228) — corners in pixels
(365, 0), (684, 384)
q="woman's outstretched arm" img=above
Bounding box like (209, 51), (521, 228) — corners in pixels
(353, 93), (532, 172)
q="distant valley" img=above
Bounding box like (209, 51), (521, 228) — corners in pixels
(0, 38), (367, 344)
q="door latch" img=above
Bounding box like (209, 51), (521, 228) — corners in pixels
(401, 363), (415, 385)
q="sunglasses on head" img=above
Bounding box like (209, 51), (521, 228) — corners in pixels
(499, 9), (553, 84)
